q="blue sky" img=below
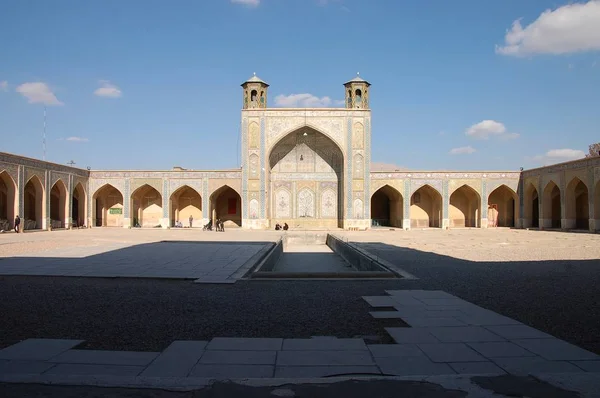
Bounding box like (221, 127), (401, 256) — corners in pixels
(1, 0), (599, 171)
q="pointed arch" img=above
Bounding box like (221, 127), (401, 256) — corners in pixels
(50, 179), (68, 229)
(542, 180), (561, 228)
(169, 185), (202, 227)
(565, 177), (589, 230)
(371, 184), (403, 227)
(92, 183), (124, 227)
(131, 184), (163, 228)
(449, 184), (481, 228)
(487, 184), (518, 227)
(23, 174), (44, 230)
(274, 187), (292, 219)
(595, 180), (600, 232)
(0, 170), (17, 231)
(210, 184), (242, 227)
(72, 182), (86, 228)
(524, 182), (539, 228)
(410, 184), (442, 228)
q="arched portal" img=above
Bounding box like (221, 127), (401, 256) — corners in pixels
(410, 185), (442, 228)
(449, 185), (481, 228)
(0, 171), (17, 231)
(170, 186), (202, 227)
(210, 185), (241, 227)
(268, 127), (344, 228)
(131, 184), (163, 228)
(24, 176), (44, 230)
(565, 178), (589, 230)
(542, 181), (561, 229)
(50, 180), (68, 229)
(370, 185), (403, 227)
(93, 184), (124, 227)
(488, 185), (517, 227)
(524, 183), (539, 228)
(72, 183), (86, 228)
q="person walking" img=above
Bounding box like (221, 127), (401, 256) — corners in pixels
(189, 215), (193, 228)
(14, 215), (21, 233)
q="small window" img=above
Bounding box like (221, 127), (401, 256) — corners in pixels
(250, 90), (257, 102)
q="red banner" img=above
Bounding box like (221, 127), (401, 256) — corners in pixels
(228, 198), (237, 215)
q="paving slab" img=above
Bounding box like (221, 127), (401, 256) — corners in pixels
(362, 296), (399, 308)
(188, 364), (274, 378)
(44, 364), (144, 376)
(276, 350), (374, 366)
(484, 324), (555, 340)
(426, 326), (506, 343)
(375, 356), (456, 376)
(467, 341), (538, 358)
(492, 356), (584, 374)
(369, 311), (405, 319)
(140, 340), (207, 377)
(367, 344), (426, 358)
(282, 338), (367, 351)
(0, 360), (55, 375)
(49, 350), (159, 366)
(512, 338), (600, 361)
(402, 317), (467, 327)
(418, 343), (488, 363)
(455, 313), (522, 326)
(385, 327), (440, 344)
(404, 290), (457, 299)
(206, 338), (283, 351)
(274, 366), (381, 378)
(448, 361), (506, 375)
(0, 339), (84, 361)
(570, 360), (600, 372)
(199, 350), (276, 365)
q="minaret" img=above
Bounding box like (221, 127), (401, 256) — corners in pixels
(344, 73), (370, 109)
(241, 73), (269, 109)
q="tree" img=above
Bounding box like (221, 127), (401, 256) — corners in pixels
(586, 142), (600, 158)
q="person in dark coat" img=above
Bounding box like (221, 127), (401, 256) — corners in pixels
(14, 215), (21, 233)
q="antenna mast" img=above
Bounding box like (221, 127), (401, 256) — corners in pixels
(43, 106), (47, 161)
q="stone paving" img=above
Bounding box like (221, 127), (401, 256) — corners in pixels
(0, 238), (271, 282)
(1, 290), (598, 382)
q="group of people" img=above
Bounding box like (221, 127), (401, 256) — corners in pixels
(202, 218), (225, 232)
(274, 222), (289, 231)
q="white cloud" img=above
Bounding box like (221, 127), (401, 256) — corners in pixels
(274, 93), (342, 108)
(0, 81), (7, 92)
(94, 80), (122, 98)
(231, 0), (260, 6)
(449, 146), (476, 155)
(15, 82), (63, 106)
(496, 1), (600, 56)
(465, 120), (519, 140)
(533, 148), (585, 164)
(66, 136), (89, 142)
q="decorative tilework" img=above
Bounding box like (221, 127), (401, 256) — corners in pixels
(0, 162), (19, 184)
(202, 177), (209, 217)
(346, 117), (352, 218)
(241, 117), (248, 218)
(260, 117), (266, 219)
(442, 179), (449, 219)
(588, 168), (595, 219)
(123, 179), (131, 219)
(403, 179), (411, 220)
(410, 180), (443, 196)
(480, 179), (487, 222)
(130, 178), (162, 195)
(364, 118), (371, 220)
(68, 175), (73, 225)
(18, 165), (24, 218)
(162, 179), (169, 218)
(518, 178), (525, 221)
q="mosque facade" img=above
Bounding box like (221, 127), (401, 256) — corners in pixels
(1, 75), (599, 232)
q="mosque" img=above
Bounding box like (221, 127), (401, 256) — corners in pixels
(1, 75), (599, 232)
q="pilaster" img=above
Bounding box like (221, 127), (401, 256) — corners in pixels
(202, 177), (209, 226)
(403, 179), (411, 230)
(122, 179), (131, 228)
(67, 174), (73, 229)
(480, 179), (488, 228)
(517, 177), (525, 229)
(442, 179), (449, 229)
(345, 117), (352, 219)
(160, 178), (169, 228)
(17, 165), (24, 221)
(44, 170), (50, 230)
(560, 174), (567, 230)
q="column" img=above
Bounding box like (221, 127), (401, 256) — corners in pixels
(442, 180), (449, 229)
(402, 180), (411, 230)
(123, 179), (131, 228)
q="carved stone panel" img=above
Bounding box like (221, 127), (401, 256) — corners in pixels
(249, 154), (259, 179)
(249, 199), (259, 219)
(249, 122), (259, 149)
(297, 188), (315, 218)
(353, 180), (364, 191)
(275, 189), (291, 219)
(320, 189), (337, 219)
(352, 123), (364, 149)
(353, 154), (364, 179)
(353, 198), (364, 219)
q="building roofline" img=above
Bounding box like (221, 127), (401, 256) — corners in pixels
(89, 168), (242, 173)
(522, 156), (593, 173)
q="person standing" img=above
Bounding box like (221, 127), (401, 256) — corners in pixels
(14, 215), (21, 233)
(189, 215), (193, 228)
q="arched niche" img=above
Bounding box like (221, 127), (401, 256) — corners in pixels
(410, 185), (442, 228)
(488, 185), (518, 227)
(370, 185), (403, 227)
(93, 184), (124, 227)
(170, 185), (202, 227)
(210, 185), (241, 227)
